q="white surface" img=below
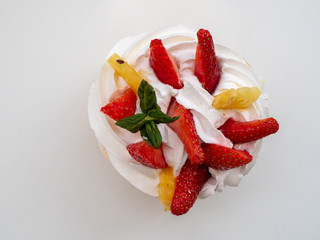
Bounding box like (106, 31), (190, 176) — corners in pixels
(1, 0), (319, 239)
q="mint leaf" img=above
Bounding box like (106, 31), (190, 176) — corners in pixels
(115, 80), (178, 149)
(148, 109), (179, 124)
(140, 126), (152, 146)
(138, 80), (157, 114)
(145, 121), (162, 149)
(115, 113), (146, 133)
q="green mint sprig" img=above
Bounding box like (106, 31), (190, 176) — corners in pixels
(115, 80), (179, 149)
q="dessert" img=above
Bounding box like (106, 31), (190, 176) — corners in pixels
(88, 26), (279, 216)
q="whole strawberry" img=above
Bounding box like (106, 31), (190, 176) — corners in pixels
(167, 98), (205, 165)
(149, 39), (184, 89)
(219, 117), (279, 144)
(100, 88), (137, 121)
(195, 28), (221, 94)
(126, 141), (168, 169)
(202, 143), (253, 170)
(171, 160), (210, 216)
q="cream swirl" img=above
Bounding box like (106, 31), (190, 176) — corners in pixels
(88, 26), (268, 198)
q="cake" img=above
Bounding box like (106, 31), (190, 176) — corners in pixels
(88, 25), (279, 215)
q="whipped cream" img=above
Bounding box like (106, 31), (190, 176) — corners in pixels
(88, 26), (268, 198)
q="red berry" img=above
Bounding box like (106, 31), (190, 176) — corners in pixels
(202, 143), (253, 170)
(149, 39), (183, 89)
(100, 89), (137, 121)
(167, 99), (205, 165)
(126, 141), (168, 169)
(195, 28), (221, 94)
(219, 117), (280, 144)
(171, 160), (210, 216)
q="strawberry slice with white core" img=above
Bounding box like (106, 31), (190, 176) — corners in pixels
(100, 88), (137, 121)
(126, 141), (168, 169)
(149, 39), (184, 89)
(167, 98), (205, 165)
(195, 28), (221, 94)
(171, 160), (210, 216)
(219, 117), (280, 144)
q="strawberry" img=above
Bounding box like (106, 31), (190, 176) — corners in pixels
(195, 28), (221, 94)
(202, 143), (253, 170)
(171, 160), (210, 216)
(167, 99), (205, 165)
(100, 88), (137, 121)
(219, 117), (279, 144)
(149, 39), (184, 89)
(126, 141), (168, 169)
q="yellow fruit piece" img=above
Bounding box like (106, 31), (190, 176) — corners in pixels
(212, 87), (261, 109)
(107, 53), (143, 94)
(158, 167), (175, 211)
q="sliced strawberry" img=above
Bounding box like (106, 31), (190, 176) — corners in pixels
(219, 117), (279, 144)
(149, 39), (183, 89)
(202, 143), (252, 170)
(195, 28), (221, 94)
(100, 88), (137, 121)
(171, 160), (210, 216)
(167, 98), (205, 165)
(126, 141), (168, 169)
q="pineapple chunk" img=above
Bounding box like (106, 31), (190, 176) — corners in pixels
(212, 87), (261, 109)
(107, 53), (143, 94)
(158, 167), (175, 211)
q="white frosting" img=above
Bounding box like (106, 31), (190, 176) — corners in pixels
(88, 25), (268, 198)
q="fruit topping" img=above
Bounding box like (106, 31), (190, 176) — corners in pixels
(219, 117), (279, 144)
(195, 28), (221, 94)
(202, 143), (252, 170)
(149, 39), (184, 89)
(102, 29), (280, 216)
(107, 53), (144, 94)
(158, 167), (175, 211)
(126, 141), (168, 169)
(171, 160), (210, 216)
(115, 80), (179, 148)
(100, 88), (137, 121)
(167, 99), (205, 165)
(212, 87), (261, 109)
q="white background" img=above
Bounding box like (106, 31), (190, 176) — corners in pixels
(1, 0), (320, 239)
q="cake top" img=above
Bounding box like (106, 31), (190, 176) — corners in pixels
(90, 26), (279, 215)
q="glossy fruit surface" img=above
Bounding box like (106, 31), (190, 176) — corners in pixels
(158, 167), (175, 211)
(212, 87), (261, 109)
